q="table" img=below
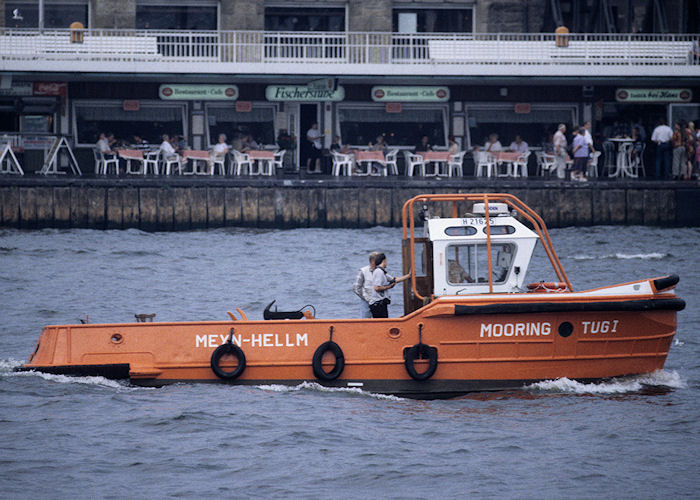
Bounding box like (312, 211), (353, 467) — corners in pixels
(181, 150), (211, 175)
(492, 151), (521, 177)
(118, 149), (145, 174)
(247, 150), (275, 175)
(417, 151), (450, 176)
(608, 138), (636, 177)
(353, 150), (385, 176)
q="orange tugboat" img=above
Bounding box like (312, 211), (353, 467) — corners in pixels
(21, 193), (684, 398)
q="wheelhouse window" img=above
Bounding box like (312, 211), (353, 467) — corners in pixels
(6, 1), (88, 28)
(264, 7), (345, 31)
(136, 2), (217, 30)
(206, 105), (275, 147)
(446, 243), (515, 285)
(337, 105), (447, 148)
(73, 101), (186, 147)
(393, 7), (474, 33)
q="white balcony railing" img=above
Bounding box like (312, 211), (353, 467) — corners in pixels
(1, 29), (698, 77)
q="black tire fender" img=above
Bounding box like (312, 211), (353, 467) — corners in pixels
(404, 343), (438, 381)
(312, 341), (345, 381)
(210, 342), (246, 380)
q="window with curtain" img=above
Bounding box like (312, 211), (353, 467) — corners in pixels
(206, 105), (275, 146)
(5, 1), (88, 28)
(392, 8), (473, 33)
(338, 106), (446, 147)
(74, 102), (186, 146)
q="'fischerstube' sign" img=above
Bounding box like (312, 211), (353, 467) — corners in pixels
(265, 85), (345, 101)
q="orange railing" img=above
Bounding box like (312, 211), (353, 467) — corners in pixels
(401, 193), (572, 300)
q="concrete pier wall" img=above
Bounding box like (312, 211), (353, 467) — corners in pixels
(1, 178), (698, 230)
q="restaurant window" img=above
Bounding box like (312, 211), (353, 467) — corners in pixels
(670, 104), (700, 128)
(73, 101), (186, 147)
(465, 104), (577, 150)
(337, 105), (447, 148)
(136, 1), (217, 30)
(392, 7), (474, 33)
(5, 1), (88, 28)
(206, 105), (275, 147)
(446, 243), (514, 285)
(264, 7), (345, 32)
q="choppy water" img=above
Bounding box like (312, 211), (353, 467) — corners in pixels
(1, 225), (699, 498)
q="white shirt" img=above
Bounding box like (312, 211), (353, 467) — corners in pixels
(307, 128), (322, 149)
(485, 140), (502, 152)
(509, 141), (528, 153)
(583, 129), (594, 147)
(651, 125), (673, 144)
(97, 138), (111, 154)
(352, 265), (374, 303)
(370, 267), (393, 305)
(212, 142), (229, 155)
(160, 140), (175, 156)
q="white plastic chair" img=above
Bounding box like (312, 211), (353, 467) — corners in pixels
(232, 150), (252, 175)
(100, 150), (120, 175)
(536, 152), (557, 177)
(271, 150), (286, 174)
(210, 153), (226, 175)
(447, 151), (465, 177)
(331, 151), (353, 176)
(384, 149), (399, 175)
(92, 148), (104, 175)
(163, 153), (181, 175)
(474, 151), (496, 177)
(142, 150), (159, 175)
(511, 151), (531, 178)
(587, 150), (602, 178)
(403, 151), (425, 176)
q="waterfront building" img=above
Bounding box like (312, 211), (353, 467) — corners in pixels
(1, 0), (699, 173)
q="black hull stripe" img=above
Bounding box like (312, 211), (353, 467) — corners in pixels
(454, 298), (686, 316)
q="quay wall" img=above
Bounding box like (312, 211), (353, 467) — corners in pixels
(1, 178), (698, 230)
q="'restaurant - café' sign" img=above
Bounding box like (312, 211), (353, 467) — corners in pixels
(159, 84), (238, 100)
(615, 88), (692, 103)
(265, 85), (345, 101)
(371, 86), (449, 102)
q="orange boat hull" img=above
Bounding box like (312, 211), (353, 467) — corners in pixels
(22, 292), (681, 398)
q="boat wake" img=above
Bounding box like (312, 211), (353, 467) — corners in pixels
(255, 381), (405, 401)
(526, 369), (685, 395)
(572, 252), (668, 261)
(0, 358), (131, 390)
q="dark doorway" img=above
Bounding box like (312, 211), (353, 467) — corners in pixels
(300, 104), (319, 170)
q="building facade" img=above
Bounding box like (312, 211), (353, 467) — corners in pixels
(1, 0), (699, 172)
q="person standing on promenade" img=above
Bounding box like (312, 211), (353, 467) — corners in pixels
(571, 126), (589, 182)
(353, 251), (379, 318)
(651, 119), (673, 179)
(306, 122), (323, 173)
(553, 124), (568, 179)
(671, 122), (685, 180)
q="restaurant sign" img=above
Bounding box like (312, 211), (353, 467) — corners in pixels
(265, 85), (345, 102)
(159, 84), (238, 100)
(371, 86), (449, 102)
(615, 88), (692, 103)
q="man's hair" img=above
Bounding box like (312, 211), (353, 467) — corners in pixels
(373, 253), (386, 267)
(369, 251), (380, 263)
(558, 123), (566, 131)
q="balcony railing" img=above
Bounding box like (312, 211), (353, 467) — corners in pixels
(1, 29), (698, 76)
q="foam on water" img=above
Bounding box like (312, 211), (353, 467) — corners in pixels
(572, 252), (668, 261)
(0, 358), (129, 390)
(526, 370), (686, 394)
(256, 381), (405, 401)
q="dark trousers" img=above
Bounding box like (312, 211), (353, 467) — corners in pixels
(655, 142), (672, 179)
(369, 299), (388, 318)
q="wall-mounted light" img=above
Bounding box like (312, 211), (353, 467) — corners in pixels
(499, 87), (508, 97)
